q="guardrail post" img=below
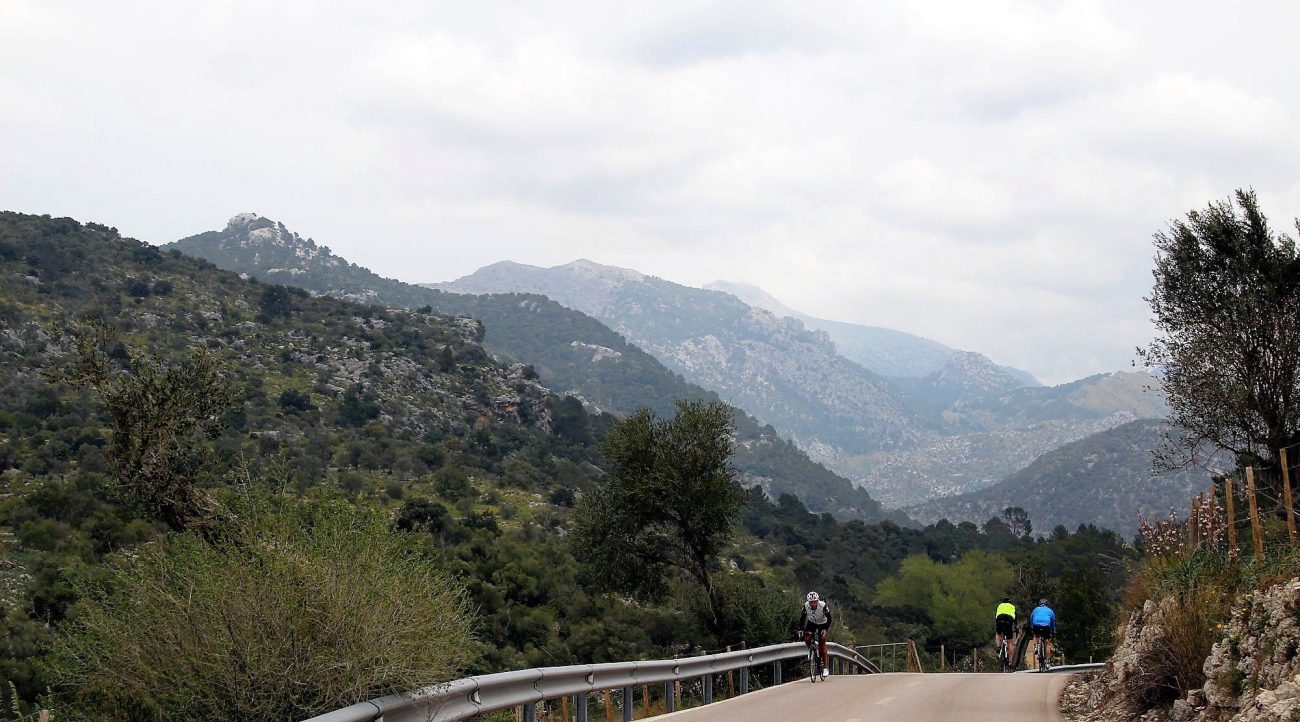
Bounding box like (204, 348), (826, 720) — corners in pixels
(663, 682), (675, 712)
(703, 674), (713, 704)
(773, 660), (782, 684)
(523, 702), (537, 722)
(740, 666), (749, 694)
(576, 694), (588, 722)
(621, 687), (632, 722)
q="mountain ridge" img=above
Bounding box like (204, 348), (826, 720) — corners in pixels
(432, 258), (932, 455)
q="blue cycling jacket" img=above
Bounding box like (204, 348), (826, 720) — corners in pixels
(1030, 605), (1056, 630)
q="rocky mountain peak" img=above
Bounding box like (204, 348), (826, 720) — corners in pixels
(928, 350), (1027, 395)
(557, 258), (645, 283)
(169, 214), (337, 274)
(226, 212), (266, 229)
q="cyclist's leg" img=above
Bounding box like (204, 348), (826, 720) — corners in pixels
(818, 627), (829, 667)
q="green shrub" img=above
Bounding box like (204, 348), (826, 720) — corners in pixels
(709, 574), (791, 646)
(46, 498), (475, 721)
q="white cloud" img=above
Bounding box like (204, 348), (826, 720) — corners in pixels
(3, 0), (1300, 383)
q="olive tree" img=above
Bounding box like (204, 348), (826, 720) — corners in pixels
(1141, 189), (1300, 493)
(571, 400), (745, 634)
(67, 323), (235, 537)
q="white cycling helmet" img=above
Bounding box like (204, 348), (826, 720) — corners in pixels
(806, 591), (820, 602)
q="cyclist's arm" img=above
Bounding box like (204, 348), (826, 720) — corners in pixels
(798, 608), (808, 627)
(825, 607), (832, 625)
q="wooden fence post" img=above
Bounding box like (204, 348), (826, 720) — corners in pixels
(725, 645), (735, 698)
(1247, 466), (1264, 560)
(939, 644), (945, 671)
(1284, 448), (1297, 547)
(906, 640), (924, 673)
(1190, 493), (1202, 546)
(603, 690), (612, 722)
(1226, 476), (1238, 555)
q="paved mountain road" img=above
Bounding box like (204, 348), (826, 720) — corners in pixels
(654, 672), (1072, 721)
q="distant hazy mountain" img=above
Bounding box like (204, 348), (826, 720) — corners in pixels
(705, 279), (1038, 386)
(433, 259), (1165, 507)
(907, 419), (1219, 538)
(432, 260), (931, 456)
(167, 215), (903, 521)
(824, 370), (1168, 507)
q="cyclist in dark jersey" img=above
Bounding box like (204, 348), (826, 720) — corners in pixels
(799, 591), (832, 678)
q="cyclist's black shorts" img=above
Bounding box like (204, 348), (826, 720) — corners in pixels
(803, 621), (830, 638)
(995, 615), (1014, 637)
(1031, 624), (1053, 640)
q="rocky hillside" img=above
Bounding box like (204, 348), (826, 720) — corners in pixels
(434, 260), (931, 456)
(1066, 579), (1300, 721)
(907, 419), (1214, 537)
(0, 213), (563, 473)
(705, 279), (1038, 386)
(168, 215), (901, 521)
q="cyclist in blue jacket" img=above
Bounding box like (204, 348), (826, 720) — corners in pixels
(1029, 598), (1057, 668)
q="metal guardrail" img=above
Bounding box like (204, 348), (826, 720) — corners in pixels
(855, 642), (909, 673)
(303, 641), (879, 722)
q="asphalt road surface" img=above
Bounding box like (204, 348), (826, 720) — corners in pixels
(653, 672), (1072, 722)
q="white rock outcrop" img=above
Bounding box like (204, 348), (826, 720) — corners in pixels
(1065, 578), (1300, 722)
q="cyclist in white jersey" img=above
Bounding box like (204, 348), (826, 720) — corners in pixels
(799, 591), (833, 678)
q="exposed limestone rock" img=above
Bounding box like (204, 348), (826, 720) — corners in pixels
(1065, 579), (1300, 722)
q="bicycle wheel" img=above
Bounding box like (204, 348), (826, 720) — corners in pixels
(809, 648), (819, 683)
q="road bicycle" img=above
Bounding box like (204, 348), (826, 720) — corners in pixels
(804, 631), (825, 682)
(996, 635), (1012, 673)
(1034, 634), (1049, 673)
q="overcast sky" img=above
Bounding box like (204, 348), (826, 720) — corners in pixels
(4, 1), (1300, 384)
